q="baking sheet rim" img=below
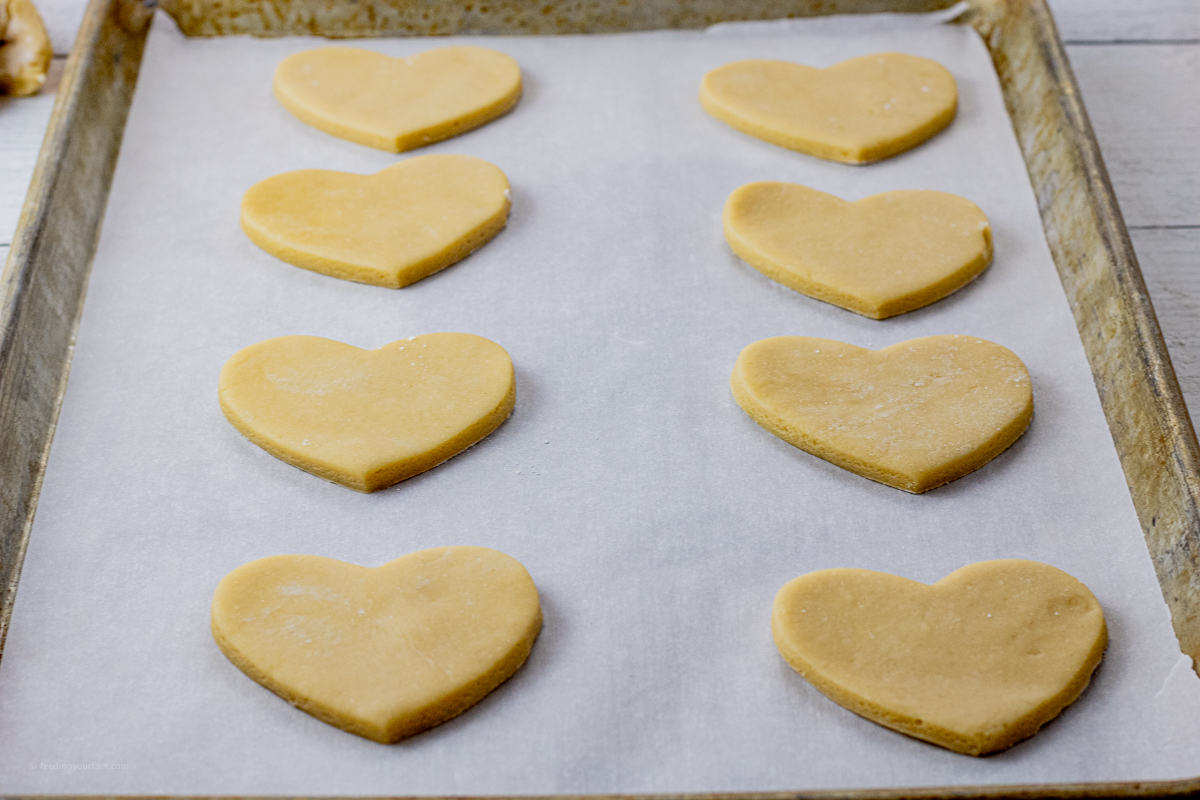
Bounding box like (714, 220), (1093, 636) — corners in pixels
(1, 0), (1198, 795)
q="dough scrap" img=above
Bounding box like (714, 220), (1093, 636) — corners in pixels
(274, 46), (522, 152)
(731, 335), (1032, 492)
(700, 53), (957, 164)
(772, 560), (1107, 756)
(241, 154), (511, 288)
(212, 546), (542, 744)
(0, 0), (52, 97)
(724, 183), (991, 319)
(219, 333), (515, 492)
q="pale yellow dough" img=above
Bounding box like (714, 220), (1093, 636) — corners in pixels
(0, 0), (53, 96)
(241, 154), (510, 288)
(274, 46), (522, 152)
(700, 53), (957, 164)
(724, 184), (991, 319)
(772, 560), (1107, 756)
(731, 335), (1032, 492)
(212, 546), (542, 744)
(218, 333), (515, 492)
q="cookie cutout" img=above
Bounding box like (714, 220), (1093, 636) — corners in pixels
(724, 184), (991, 319)
(212, 546), (542, 743)
(219, 333), (515, 492)
(700, 53), (956, 164)
(731, 335), (1032, 492)
(274, 46), (521, 152)
(772, 560), (1107, 756)
(241, 154), (510, 288)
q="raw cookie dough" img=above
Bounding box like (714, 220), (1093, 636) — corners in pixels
(700, 52), (957, 164)
(772, 559), (1107, 756)
(212, 546), (542, 744)
(731, 335), (1032, 492)
(274, 46), (522, 152)
(724, 183), (991, 319)
(0, 0), (53, 96)
(241, 154), (511, 288)
(219, 333), (515, 492)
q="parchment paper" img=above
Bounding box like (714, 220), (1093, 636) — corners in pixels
(2, 8), (1200, 794)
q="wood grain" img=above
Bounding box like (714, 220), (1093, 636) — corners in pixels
(1063, 44), (1200, 228)
(27, 0), (90, 54)
(0, 92), (57, 247)
(0, 57), (65, 247)
(1134, 228), (1200, 416)
(1049, 0), (1200, 42)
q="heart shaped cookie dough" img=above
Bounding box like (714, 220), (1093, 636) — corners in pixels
(724, 184), (991, 319)
(274, 46), (522, 152)
(700, 52), (957, 163)
(241, 154), (511, 288)
(212, 546), (542, 743)
(731, 335), (1032, 492)
(772, 560), (1107, 755)
(219, 333), (515, 492)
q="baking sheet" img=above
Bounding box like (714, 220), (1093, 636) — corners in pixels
(2, 8), (1200, 794)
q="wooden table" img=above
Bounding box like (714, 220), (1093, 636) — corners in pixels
(2, 0), (1198, 418)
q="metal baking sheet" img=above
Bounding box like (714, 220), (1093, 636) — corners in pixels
(2, 0), (1199, 797)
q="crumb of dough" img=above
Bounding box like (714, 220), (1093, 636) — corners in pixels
(0, 0), (53, 97)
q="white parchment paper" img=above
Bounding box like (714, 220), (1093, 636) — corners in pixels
(2, 8), (1200, 794)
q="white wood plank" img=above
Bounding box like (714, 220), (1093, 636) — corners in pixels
(1131, 227), (1200, 421)
(0, 59), (63, 246)
(29, 0), (89, 55)
(1065, 43), (1200, 228)
(0, 94), (54, 246)
(1048, 0), (1200, 43)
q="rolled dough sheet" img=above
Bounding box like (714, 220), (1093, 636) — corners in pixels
(0, 8), (1198, 796)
